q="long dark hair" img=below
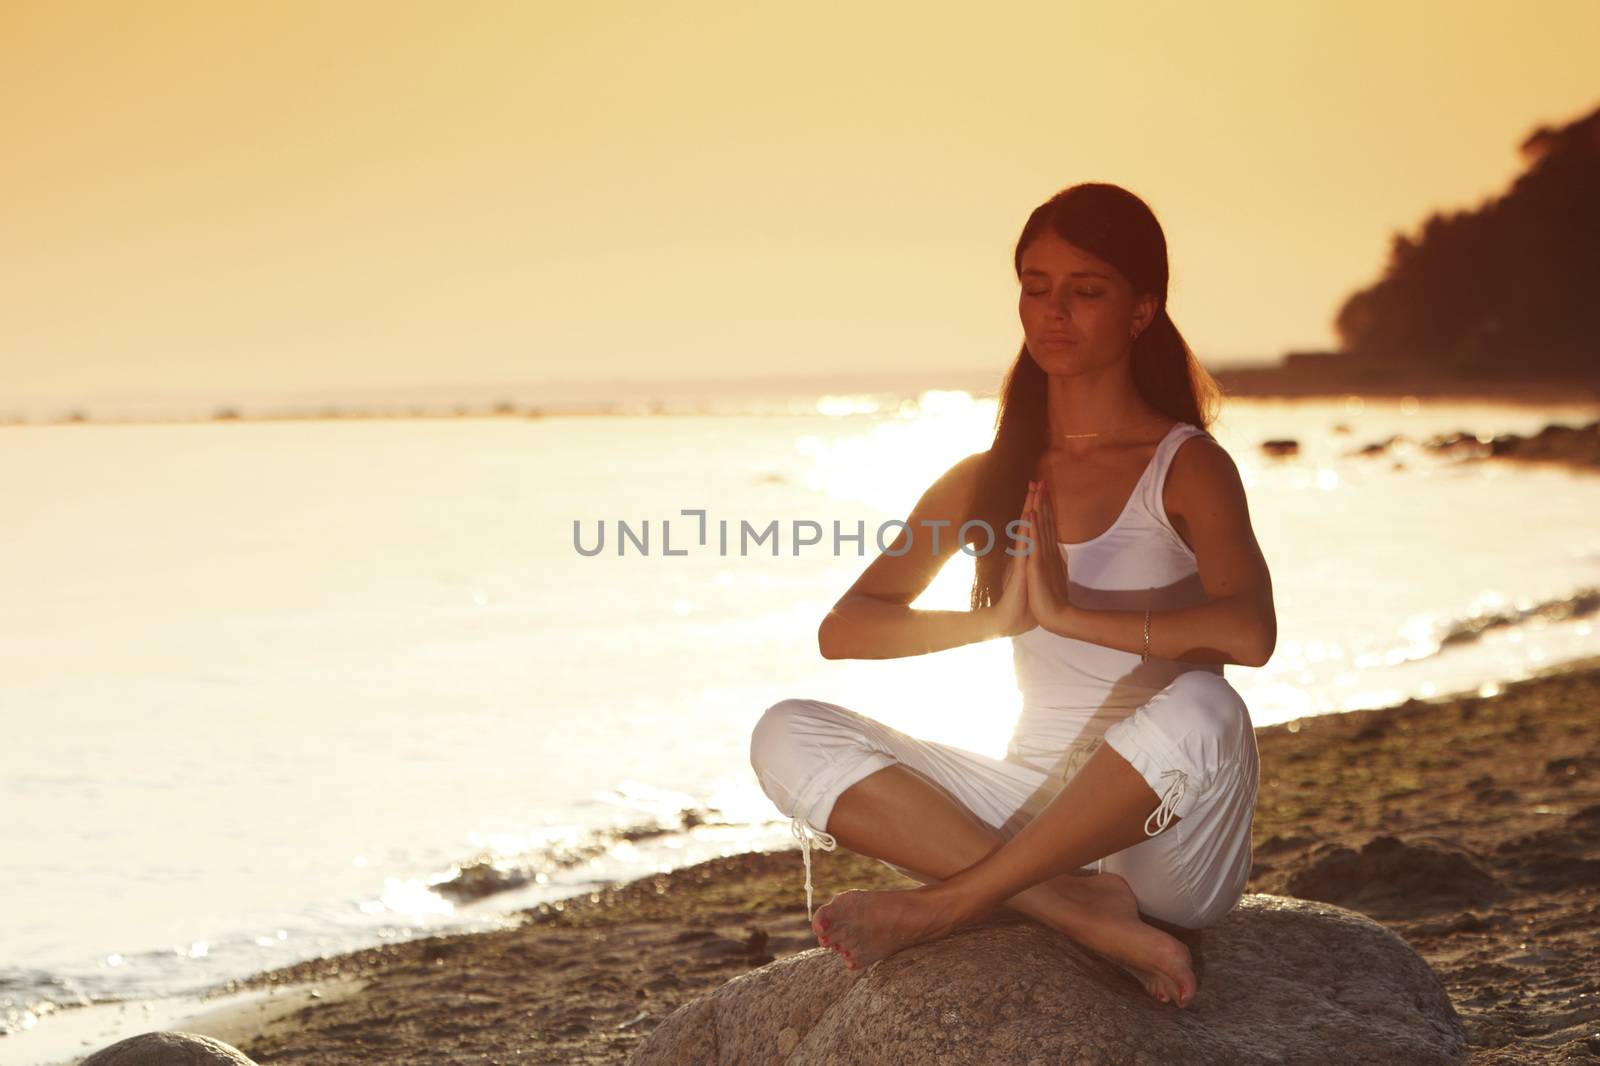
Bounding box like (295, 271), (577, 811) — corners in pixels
(967, 183), (1224, 610)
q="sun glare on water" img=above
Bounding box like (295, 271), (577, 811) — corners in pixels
(794, 390), (1019, 756)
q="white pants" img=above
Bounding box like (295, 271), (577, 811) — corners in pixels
(749, 670), (1260, 930)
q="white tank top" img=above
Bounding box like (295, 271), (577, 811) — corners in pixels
(1007, 420), (1223, 775)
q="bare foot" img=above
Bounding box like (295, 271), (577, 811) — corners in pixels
(1056, 872), (1199, 1008)
(810, 885), (963, 971)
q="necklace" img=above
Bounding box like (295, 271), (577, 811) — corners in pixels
(1057, 414), (1170, 440)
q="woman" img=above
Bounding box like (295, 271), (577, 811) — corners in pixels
(748, 182), (1275, 1009)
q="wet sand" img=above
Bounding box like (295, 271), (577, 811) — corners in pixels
(24, 654), (1588, 1064)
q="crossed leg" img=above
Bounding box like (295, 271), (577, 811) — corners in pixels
(813, 745), (1199, 1007)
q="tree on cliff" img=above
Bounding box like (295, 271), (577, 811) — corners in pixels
(1334, 104), (1599, 380)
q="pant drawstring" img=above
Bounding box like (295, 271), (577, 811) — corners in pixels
(1058, 736), (1101, 783)
(1144, 769), (1188, 836)
(790, 813), (836, 922)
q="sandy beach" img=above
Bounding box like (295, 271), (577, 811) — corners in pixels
(9, 4), (1599, 1061)
(12, 653), (1594, 1065)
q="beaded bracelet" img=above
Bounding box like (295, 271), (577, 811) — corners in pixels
(1141, 607), (1151, 662)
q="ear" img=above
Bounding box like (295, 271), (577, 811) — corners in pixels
(1133, 293), (1161, 338)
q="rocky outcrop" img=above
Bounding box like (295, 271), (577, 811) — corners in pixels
(628, 893), (1466, 1065)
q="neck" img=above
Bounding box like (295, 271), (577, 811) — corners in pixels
(1043, 364), (1163, 450)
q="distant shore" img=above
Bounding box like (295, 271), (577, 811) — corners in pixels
(13, 654), (1596, 1065)
(7, 368), (1599, 427)
(1211, 365), (1600, 406)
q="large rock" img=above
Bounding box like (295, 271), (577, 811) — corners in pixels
(79, 1030), (257, 1065)
(628, 894), (1465, 1066)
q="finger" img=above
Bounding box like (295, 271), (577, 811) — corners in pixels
(1009, 504), (1031, 577)
(1039, 478), (1057, 540)
(1024, 510), (1044, 579)
(1042, 489), (1072, 604)
(1026, 509), (1057, 602)
(1035, 481), (1056, 546)
(1016, 487), (1038, 555)
(1036, 484), (1063, 590)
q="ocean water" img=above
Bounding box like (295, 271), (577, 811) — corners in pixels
(3, 391), (1599, 1041)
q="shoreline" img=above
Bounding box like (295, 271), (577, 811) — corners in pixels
(7, 375), (1600, 429)
(1208, 368), (1600, 407)
(0, 978), (370, 1066)
(7, 655), (1598, 1065)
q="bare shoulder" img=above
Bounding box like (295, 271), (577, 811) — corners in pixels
(1164, 433), (1252, 544)
(921, 449), (990, 510)
(1172, 432), (1243, 490)
(901, 449), (993, 553)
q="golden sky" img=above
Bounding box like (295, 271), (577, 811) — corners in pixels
(4, 0), (1597, 407)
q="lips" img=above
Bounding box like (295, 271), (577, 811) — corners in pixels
(1039, 334), (1077, 344)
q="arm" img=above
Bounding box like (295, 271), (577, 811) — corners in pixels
(1035, 437), (1277, 668)
(818, 452), (1015, 661)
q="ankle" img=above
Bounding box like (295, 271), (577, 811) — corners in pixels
(920, 880), (984, 930)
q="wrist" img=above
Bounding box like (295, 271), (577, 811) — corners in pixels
(1038, 600), (1079, 638)
(972, 604), (1005, 641)
(975, 603), (1027, 640)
